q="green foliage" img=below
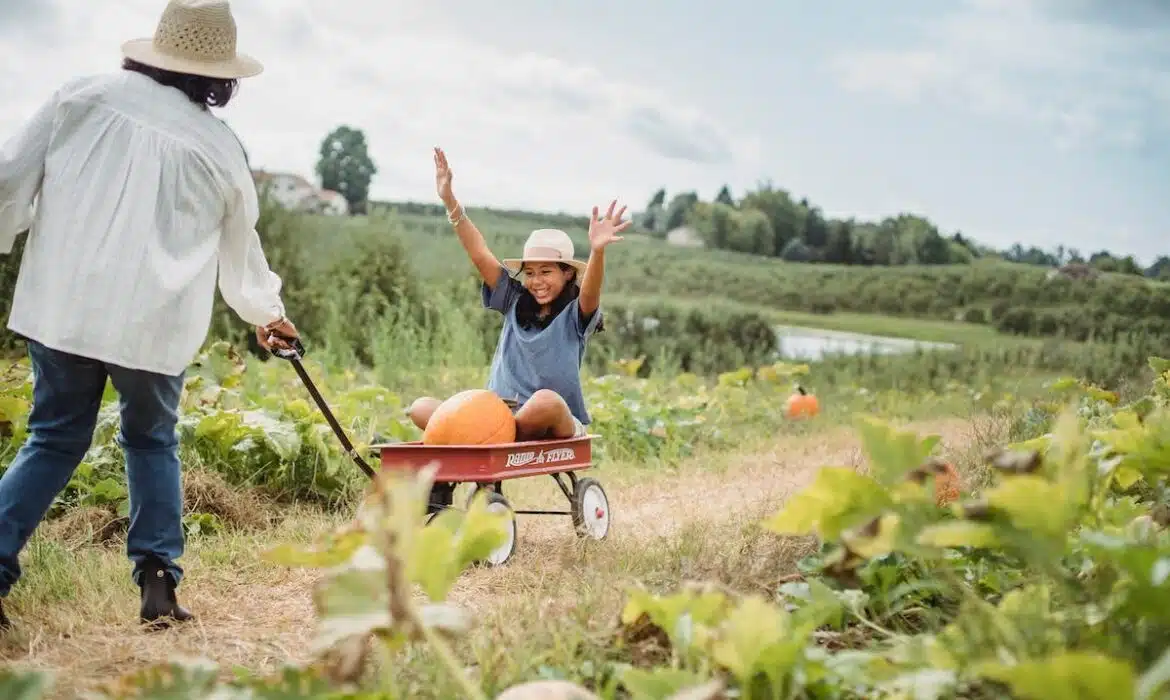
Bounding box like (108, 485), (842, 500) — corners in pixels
(662, 192), (698, 231)
(0, 343), (407, 513)
(642, 182), (1155, 284)
(0, 668), (51, 700)
(717, 357), (1170, 698)
(0, 332), (1040, 540)
(0, 233), (26, 352)
(587, 298), (778, 377)
(4, 466), (512, 700)
(593, 241), (1170, 356)
(376, 204), (1170, 364)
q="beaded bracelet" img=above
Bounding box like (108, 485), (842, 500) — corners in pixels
(446, 202), (467, 226)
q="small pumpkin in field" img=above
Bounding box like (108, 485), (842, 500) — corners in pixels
(785, 385), (820, 420)
(906, 458), (962, 506)
(934, 461), (961, 506)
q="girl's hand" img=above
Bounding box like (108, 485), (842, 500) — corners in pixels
(588, 200), (631, 252)
(434, 146), (455, 205)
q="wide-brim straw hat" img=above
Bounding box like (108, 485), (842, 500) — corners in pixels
(503, 229), (588, 275)
(121, 0), (262, 80)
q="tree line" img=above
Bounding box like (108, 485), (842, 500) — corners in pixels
(638, 184), (1165, 277)
(290, 124), (1169, 280)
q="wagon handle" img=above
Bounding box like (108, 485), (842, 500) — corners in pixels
(269, 336), (376, 480)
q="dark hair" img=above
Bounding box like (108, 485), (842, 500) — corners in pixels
(121, 57), (238, 109)
(514, 263), (605, 333)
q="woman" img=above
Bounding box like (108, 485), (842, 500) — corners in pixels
(0, 0), (297, 633)
(408, 147), (629, 442)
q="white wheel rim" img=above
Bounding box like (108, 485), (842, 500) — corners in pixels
(579, 484), (610, 539)
(486, 500), (516, 565)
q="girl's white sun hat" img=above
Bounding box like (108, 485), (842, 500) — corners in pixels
(503, 229), (588, 275)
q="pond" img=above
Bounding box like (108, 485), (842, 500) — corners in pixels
(775, 326), (958, 362)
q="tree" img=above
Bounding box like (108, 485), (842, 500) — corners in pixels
(735, 208), (774, 256)
(642, 188), (667, 234)
(888, 214), (950, 264)
(780, 238), (814, 262)
(1085, 250), (1142, 276)
(823, 220), (854, 264)
(801, 205), (829, 249)
(714, 185), (734, 206)
(663, 192), (699, 231)
(690, 203), (772, 255)
(1147, 256), (1170, 280)
(948, 240), (974, 264)
(316, 125), (377, 215)
(647, 188), (666, 209)
(740, 185), (802, 256)
(688, 202), (737, 250)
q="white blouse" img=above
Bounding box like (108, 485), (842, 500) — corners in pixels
(0, 70), (285, 376)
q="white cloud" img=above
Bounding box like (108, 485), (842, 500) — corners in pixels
(0, 0), (54, 33)
(0, 0), (756, 213)
(832, 50), (954, 102)
(828, 0), (1170, 153)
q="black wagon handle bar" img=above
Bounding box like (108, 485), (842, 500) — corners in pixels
(269, 336), (376, 480)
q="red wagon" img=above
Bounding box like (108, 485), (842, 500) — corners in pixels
(274, 340), (611, 567)
(372, 435), (610, 565)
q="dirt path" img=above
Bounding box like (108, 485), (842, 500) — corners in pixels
(1, 417), (983, 697)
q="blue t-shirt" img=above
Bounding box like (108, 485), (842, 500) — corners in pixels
(481, 266), (602, 424)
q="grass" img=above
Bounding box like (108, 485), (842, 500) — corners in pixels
(0, 406), (1008, 698)
(768, 309), (999, 345)
(612, 294), (1002, 345)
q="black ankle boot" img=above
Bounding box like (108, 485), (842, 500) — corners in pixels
(139, 557), (193, 629)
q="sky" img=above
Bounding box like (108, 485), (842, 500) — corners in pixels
(0, 0), (1166, 263)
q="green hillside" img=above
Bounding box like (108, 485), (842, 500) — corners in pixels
(376, 204), (1170, 347)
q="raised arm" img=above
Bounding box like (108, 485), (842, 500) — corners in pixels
(434, 147), (503, 290)
(578, 200), (630, 319)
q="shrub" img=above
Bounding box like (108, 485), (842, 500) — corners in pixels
(588, 299), (777, 376)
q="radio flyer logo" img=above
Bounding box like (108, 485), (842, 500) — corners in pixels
(505, 447), (576, 469)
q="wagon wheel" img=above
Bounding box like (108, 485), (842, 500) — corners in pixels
(571, 477), (610, 540)
(476, 489), (518, 566)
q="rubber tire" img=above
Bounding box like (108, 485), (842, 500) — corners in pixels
(571, 477), (610, 540)
(477, 489), (518, 567)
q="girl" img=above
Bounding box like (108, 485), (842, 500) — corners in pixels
(408, 147), (629, 442)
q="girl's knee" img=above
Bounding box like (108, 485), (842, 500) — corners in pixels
(528, 389), (567, 412)
(516, 391), (575, 440)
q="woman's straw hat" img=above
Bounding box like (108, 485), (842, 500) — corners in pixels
(503, 229), (588, 275)
(121, 0), (262, 80)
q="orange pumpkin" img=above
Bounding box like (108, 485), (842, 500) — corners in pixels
(934, 461), (961, 506)
(785, 386), (820, 419)
(422, 389), (517, 446)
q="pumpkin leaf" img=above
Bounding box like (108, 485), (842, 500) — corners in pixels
(762, 466), (891, 540)
(975, 652), (1135, 700)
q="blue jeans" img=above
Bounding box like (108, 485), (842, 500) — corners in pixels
(0, 340), (185, 596)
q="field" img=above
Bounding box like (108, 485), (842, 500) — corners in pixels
(0, 203), (1168, 699)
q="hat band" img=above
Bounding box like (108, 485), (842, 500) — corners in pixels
(524, 246), (565, 260)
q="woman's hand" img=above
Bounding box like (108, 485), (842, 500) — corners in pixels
(256, 316), (299, 353)
(434, 146), (455, 207)
(588, 200), (631, 252)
